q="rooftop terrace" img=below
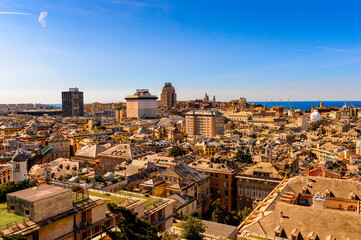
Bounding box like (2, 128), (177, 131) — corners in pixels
(0, 202), (29, 230)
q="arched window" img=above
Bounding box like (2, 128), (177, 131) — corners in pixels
(347, 205), (357, 212)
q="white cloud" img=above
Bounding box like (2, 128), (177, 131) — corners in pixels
(0, 12), (32, 15)
(38, 11), (47, 27)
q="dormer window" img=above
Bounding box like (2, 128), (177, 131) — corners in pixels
(349, 192), (358, 200)
(325, 189), (333, 197)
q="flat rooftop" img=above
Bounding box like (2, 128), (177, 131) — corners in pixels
(7, 185), (71, 202)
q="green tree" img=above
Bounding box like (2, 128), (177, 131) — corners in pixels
(102, 203), (160, 240)
(111, 178), (119, 184)
(210, 198), (225, 223)
(239, 207), (252, 222)
(0, 180), (35, 202)
(168, 146), (185, 157)
(1, 234), (27, 240)
(180, 217), (206, 240)
(71, 184), (84, 193)
(233, 147), (252, 164)
(94, 175), (106, 183)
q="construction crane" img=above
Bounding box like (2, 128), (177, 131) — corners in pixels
(288, 98), (292, 110)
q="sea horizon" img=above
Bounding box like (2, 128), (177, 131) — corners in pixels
(47, 100), (361, 111)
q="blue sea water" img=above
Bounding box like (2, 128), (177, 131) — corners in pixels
(49, 101), (361, 111)
(250, 101), (361, 111)
(49, 104), (61, 108)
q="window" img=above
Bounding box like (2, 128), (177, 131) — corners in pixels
(10, 205), (15, 210)
(225, 190), (228, 196)
(169, 177), (173, 181)
(225, 175), (228, 179)
(224, 182), (228, 188)
(258, 190), (262, 198)
(25, 210), (30, 215)
(239, 187), (243, 196)
(246, 188), (250, 197)
(252, 189), (256, 198)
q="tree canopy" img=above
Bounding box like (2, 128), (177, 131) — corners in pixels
(233, 146), (253, 164)
(102, 203), (160, 240)
(0, 180), (36, 202)
(180, 217), (206, 240)
(168, 146), (185, 157)
(1, 234), (27, 240)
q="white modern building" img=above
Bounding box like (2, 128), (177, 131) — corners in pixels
(125, 89), (158, 119)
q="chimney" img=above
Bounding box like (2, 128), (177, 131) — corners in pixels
(312, 192), (326, 209)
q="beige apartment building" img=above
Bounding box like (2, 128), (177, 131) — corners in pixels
(236, 162), (283, 210)
(185, 110), (224, 138)
(189, 159), (244, 211)
(125, 89), (158, 119)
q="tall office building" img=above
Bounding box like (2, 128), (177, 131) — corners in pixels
(160, 83), (177, 108)
(125, 89), (158, 119)
(185, 110), (224, 138)
(62, 87), (84, 117)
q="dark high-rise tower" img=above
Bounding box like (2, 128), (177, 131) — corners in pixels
(62, 87), (84, 117)
(160, 83), (176, 108)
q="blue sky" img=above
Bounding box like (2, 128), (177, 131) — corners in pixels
(0, 0), (360, 103)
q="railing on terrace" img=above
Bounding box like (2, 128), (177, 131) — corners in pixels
(72, 190), (89, 204)
(0, 217), (30, 231)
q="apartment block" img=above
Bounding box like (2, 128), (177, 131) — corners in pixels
(62, 87), (84, 117)
(185, 110), (224, 138)
(125, 89), (158, 119)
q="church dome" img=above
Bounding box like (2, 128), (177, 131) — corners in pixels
(310, 109), (322, 122)
(11, 151), (27, 163)
(342, 101), (348, 109)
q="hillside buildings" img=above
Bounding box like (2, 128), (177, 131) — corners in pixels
(189, 159), (244, 211)
(160, 83), (177, 109)
(236, 162), (283, 210)
(98, 143), (150, 167)
(185, 110), (224, 138)
(62, 87), (84, 117)
(125, 89), (158, 119)
(238, 176), (361, 239)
